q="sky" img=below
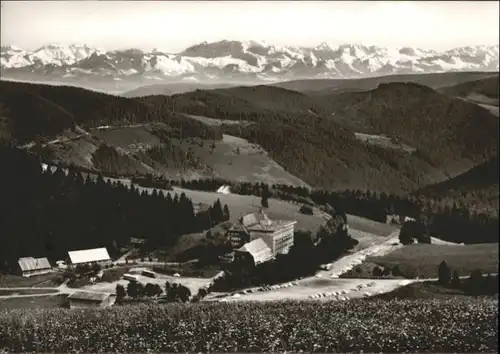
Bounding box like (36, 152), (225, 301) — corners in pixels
(1, 1), (499, 52)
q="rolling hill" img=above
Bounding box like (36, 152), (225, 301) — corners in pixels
(322, 82), (498, 172)
(438, 75), (499, 102)
(415, 157), (499, 215)
(437, 75), (499, 116)
(271, 71), (499, 94)
(0, 79), (497, 194)
(122, 82), (246, 98)
(121, 72), (499, 98)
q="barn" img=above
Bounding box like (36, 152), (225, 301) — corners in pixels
(67, 291), (115, 309)
(68, 247), (112, 267)
(17, 257), (52, 277)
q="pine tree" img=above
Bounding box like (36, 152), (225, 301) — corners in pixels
(261, 194), (269, 208)
(438, 261), (451, 285)
(127, 281), (139, 298)
(116, 284), (126, 303)
(223, 204), (230, 221)
(212, 199), (224, 223)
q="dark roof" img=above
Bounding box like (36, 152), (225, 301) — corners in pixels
(68, 291), (111, 302)
(230, 211), (296, 233)
(18, 257), (51, 272)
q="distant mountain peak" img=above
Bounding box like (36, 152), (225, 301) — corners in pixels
(314, 42), (333, 51)
(1, 41), (498, 82)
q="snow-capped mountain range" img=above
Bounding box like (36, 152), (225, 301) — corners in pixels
(1, 40), (498, 83)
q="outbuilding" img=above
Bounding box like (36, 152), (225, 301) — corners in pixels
(17, 257), (52, 277)
(67, 291), (115, 309)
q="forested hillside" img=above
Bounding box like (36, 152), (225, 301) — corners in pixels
(271, 71), (498, 94)
(0, 81), (222, 144)
(415, 157), (499, 214)
(0, 79), (497, 193)
(438, 75), (499, 103)
(0, 144), (230, 270)
(323, 82), (498, 169)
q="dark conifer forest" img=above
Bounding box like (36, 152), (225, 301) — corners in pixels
(0, 144), (228, 271)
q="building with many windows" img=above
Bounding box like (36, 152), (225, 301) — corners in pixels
(228, 210), (297, 258)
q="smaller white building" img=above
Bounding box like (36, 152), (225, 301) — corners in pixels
(68, 247), (111, 267)
(216, 185), (231, 194)
(235, 238), (273, 266)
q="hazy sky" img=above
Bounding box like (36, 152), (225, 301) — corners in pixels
(1, 1), (499, 52)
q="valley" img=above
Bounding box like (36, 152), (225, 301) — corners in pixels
(2, 74), (498, 195)
(1, 2), (499, 353)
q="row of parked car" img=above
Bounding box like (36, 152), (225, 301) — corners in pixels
(308, 281), (380, 300)
(258, 281), (299, 292)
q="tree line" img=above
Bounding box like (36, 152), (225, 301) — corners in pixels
(0, 144), (230, 271)
(438, 261), (499, 296)
(141, 177), (498, 244)
(115, 280), (192, 303)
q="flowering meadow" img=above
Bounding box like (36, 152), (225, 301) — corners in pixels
(0, 298), (497, 353)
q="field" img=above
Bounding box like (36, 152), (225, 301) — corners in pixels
(0, 295), (68, 310)
(77, 267), (215, 296)
(38, 123), (310, 187)
(0, 299), (497, 352)
(183, 113), (253, 127)
(375, 281), (498, 300)
(0, 273), (64, 288)
(354, 132), (416, 153)
(367, 243), (499, 278)
(0, 289), (58, 296)
(150, 184), (397, 237)
(132, 183), (328, 234)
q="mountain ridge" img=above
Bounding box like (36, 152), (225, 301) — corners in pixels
(2, 41), (498, 84)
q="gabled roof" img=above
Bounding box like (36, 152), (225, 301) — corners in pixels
(17, 257), (51, 272)
(241, 213), (259, 227)
(238, 238), (268, 253)
(68, 247), (111, 264)
(68, 291), (111, 302)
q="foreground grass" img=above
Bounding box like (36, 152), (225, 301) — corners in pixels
(0, 289), (58, 296)
(0, 294), (68, 310)
(375, 281), (498, 300)
(0, 299), (497, 353)
(0, 274), (64, 288)
(367, 243), (499, 278)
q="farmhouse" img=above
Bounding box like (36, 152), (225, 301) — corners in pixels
(67, 291), (115, 309)
(17, 257), (52, 277)
(228, 210), (297, 257)
(68, 247), (112, 267)
(235, 238), (273, 266)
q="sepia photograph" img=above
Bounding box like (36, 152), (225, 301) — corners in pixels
(0, 0), (498, 352)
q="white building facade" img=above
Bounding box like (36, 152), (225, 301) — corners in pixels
(228, 211), (297, 258)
